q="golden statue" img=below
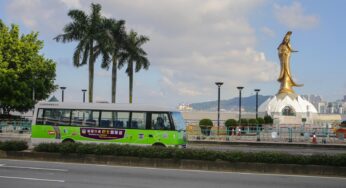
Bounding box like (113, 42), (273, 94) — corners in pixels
(277, 31), (303, 94)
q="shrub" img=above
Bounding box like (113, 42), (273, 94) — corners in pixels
(0, 141), (28, 151)
(34, 143), (60, 152)
(248, 118), (258, 126)
(33, 143), (346, 167)
(238, 118), (248, 126)
(199, 119), (213, 136)
(199, 119), (213, 128)
(256, 117), (265, 124)
(76, 143), (98, 155)
(224, 119), (237, 128)
(264, 115), (273, 124)
(59, 142), (79, 154)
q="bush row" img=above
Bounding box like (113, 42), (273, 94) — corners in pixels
(34, 143), (346, 167)
(0, 141), (28, 151)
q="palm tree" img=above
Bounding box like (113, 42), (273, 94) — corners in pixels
(119, 30), (150, 103)
(99, 18), (126, 103)
(54, 3), (105, 103)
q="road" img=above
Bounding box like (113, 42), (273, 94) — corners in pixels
(0, 159), (345, 188)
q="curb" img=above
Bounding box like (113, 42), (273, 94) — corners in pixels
(1, 151), (346, 177)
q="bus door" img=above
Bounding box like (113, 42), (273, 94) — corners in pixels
(129, 112), (149, 145)
(148, 112), (173, 145)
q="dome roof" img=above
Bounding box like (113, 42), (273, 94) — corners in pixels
(259, 93), (318, 115)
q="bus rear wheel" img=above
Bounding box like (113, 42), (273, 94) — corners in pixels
(152, 143), (165, 148)
(62, 139), (75, 144)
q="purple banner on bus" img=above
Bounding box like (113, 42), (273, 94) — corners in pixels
(80, 128), (125, 140)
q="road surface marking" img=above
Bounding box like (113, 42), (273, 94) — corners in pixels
(0, 175), (65, 182)
(3, 159), (345, 180)
(0, 165), (68, 172)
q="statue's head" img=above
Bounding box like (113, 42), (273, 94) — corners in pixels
(283, 31), (292, 43)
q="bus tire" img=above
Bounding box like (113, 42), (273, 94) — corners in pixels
(152, 143), (165, 147)
(62, 138), (75, 144)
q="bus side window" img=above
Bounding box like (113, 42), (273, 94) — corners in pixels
(151, 113), (172, 130)
(131, 112), (146, 129)
(42, 109), (71, 126)
(71, 110), (99, 127)
(100, 111), (112, 128)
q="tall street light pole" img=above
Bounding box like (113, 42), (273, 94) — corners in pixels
(254, 89), (260, 141)
(215, 82), (223, 136)
(237, 86), (244, 128)
(60, 87), (66, 102)
(82, 89), (87, 103)
(254, 89), (260, 119)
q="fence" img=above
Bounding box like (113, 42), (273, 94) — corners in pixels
(187, 125), (346, 144)
(0, 119), (32, 133)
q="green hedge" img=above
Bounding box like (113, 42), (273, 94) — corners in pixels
(34, 143), (346, 167)
(0, 141), (28, 151)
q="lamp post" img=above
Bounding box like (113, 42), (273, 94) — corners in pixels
(82, 89), (87, 103)
(215, 82), (224, 136)
(60, 87), (66, 102)
(237, 86), (244, 129)
(254, 89), (260, 119)
(254, 89), (260, 141)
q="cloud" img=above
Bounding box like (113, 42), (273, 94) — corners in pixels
(157, 48), (277, 98)
(59, 0), (82, 9)
(274, 2), (319, 29)
(4, 0), (277, 105)
(5, 0), (71, 38)
(260, 26), (276, 37)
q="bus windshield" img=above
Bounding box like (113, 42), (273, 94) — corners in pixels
(172, 112), (186, 131)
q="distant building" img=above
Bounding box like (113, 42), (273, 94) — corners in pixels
(178, 103), (193, 111)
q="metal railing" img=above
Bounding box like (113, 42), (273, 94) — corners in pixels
(187, 125), (346, 144)
(0, 119), (32, 133)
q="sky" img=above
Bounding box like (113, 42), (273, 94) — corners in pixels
(0, 0), (345, 107)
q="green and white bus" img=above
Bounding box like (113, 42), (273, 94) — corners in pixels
(31, 102), (187, 148)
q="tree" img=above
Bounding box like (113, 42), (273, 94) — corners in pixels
(256, 117), (265, 124)
(224, 119), (237, 128)
(119, 30), (149, 103)
(54, 3), (105, 103)
(248, 118), (258, 126)
(0, 20), (56, 114)
(264, 115), (273, 124)
(99, 18), (126, 103)
(239, 118), (248, 126)
(199, 118), (213, 136)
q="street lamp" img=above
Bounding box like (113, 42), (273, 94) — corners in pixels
(254, 89), (260, 141)
(60, 87), (66, 102)
(82, 89), (87, 103)
(237, 86), (244, 128)
(215, 82), (223, 136)
(254, 89), (260, 119)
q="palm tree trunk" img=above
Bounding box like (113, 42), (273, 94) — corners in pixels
(129, 62), (133, 104)
(111, 55), (117, 103)
(88, 42), (94, 103)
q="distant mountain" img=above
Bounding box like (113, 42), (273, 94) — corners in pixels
(190, 95), (270, 112)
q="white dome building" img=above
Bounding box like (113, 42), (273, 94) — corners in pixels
(259, 93), (318, 127)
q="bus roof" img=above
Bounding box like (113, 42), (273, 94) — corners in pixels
(35, 102), (178, 112)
